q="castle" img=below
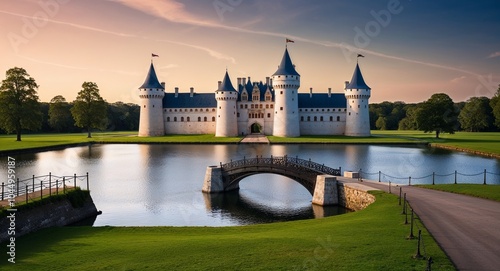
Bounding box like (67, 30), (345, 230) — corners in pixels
(138, 48), (371, 137)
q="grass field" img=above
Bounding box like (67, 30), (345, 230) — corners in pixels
(1, 191), (454, 271)
(417, 184), (500, 202)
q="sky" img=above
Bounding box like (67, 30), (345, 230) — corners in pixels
(0, 0), (499, 104)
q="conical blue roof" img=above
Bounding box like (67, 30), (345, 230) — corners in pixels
(273, 48), (300, 76)
(140, 63), (164, 89)
(346, 63), (370, 90)
(217, 70), (237, 92)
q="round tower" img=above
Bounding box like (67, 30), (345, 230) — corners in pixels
(272, 48), (300, 137)
(138, 62), (165, 136)
(344, 62), (371, 136)
(215, 70), (238, 137)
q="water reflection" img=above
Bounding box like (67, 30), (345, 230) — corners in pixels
(0, 143), (498, 227)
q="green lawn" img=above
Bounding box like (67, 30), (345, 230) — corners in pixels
(1, 191), (454, 271)
(417, 184), (500, 202)
(1, 131), (499, 158)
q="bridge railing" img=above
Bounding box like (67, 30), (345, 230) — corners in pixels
(221, 155), (341, 176)
(1, 173), (89, 203)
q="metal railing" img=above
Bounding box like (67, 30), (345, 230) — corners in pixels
(359, 169), (500, 185)
(221, 155), (341, 176)
(1, 173), (89, 203)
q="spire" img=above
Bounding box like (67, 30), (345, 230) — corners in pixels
(273, 48), (300, 76)
(217, 70), (237, 92)
(140, 62), (164, 89)
(345, 63), (370, 90)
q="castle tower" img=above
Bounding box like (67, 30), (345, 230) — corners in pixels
(344, 62), (371, 136)
(138, 62), (165, 136)
(272, 48), (300, 137)
(215, 70), (238, 137)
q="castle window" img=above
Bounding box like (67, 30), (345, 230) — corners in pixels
(307, 116), (311, 121)
(212, 109), (216, 112)
(198, 117), (201, 122)
(143, 105), (146, 108)
(212, 117), (215, 121)
(237, 113), (240, 118)
(358, 105), (360, 108)
(266, 95), (271, 101)
(314, 116), (317, 121)
(245, 104), (248, 109)
(322, 109), (324, 112)
(344, 109), (347, 111)
(270, 104), (273, 109)
(167, 117), (170, 122)
(329, 116), (333, 121)
(267, 113), (271, 118)
(169, 109), (172, 112)
(219, 106), (221, 109)
(301, 116), (304, 121)
(337, 116), (340, 121)
(280, 91), (283, 95)
(204, 117), (207, 121)
(174, 117), (177, 122)
(280, 107), (283, 111)
(174, 109), (177, 112)
(181, 117), (184, 122)
(251, 104), (254, 109)
(206, 109), (209, 112)
(348, 113), (351, 116)
(195, 109), (198, 112)
(266, 104), (269, 109)
(240, 104), (243, 109)
(320, 116), (324, 121)
(190, 109), (193, 112)
(152, 105), (154, 108)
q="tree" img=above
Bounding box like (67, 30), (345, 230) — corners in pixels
(0, 67), (42, 141)
(458, 97), (493, 132)
(398, 104), (419, 130)
(490, 85), (500, 129)
(375, 116), (387, 130)
(49, 95), (73, 132)
(71, 82), (107, 138)
(415, 93), (458, 138)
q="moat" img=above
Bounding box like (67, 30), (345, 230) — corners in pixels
(1, 144), (499, 226)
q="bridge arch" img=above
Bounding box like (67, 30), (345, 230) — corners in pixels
(203, 156), (341, 196)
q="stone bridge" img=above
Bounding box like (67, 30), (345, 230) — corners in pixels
(202, 156), (342, 206)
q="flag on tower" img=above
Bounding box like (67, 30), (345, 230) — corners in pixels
(152, 53), (159, 57)
(357, 54), (365, 58)
(286, 38), (295, 43)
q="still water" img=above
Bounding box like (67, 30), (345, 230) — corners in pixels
(1, 144), (499, 226)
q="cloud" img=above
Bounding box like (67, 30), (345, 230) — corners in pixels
(450, 76), (466, 83)
(488, 51), (500, 58)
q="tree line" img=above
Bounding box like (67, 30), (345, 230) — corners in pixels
(370, 89), (500, 137)
(0, 67), (139, 140)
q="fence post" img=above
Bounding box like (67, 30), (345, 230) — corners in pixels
(483, 169), (487, 185)
(56, 179), (59, 195)
(399, 187), (402, 206)
(1, 182), (4, 201)
(49, 176), (52, 197)
(378, 171), (381, 182)
(408, 176), (411, 186)
(414, 230), (423, 259)
(404, 202), (409, 224)
(432, 172), (435, 185)
(32, 175), (35, 193)
(86, 172), (89, 191)
(427, 257), (433, 271)
(402, 193), (407, 214)
(389, 181), (392, 194)
(454, 170), (457, 184)
(40, 181), (43, 200)
(26, 185), (29, 204)
(408, 208), (415, 239)
(63, 177), (66, 194)
(17, 178), (19, 196)
(74, 173), (77, 189)
(359, 169), (362, 182)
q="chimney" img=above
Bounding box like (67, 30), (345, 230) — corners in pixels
(266, 77), (270, 86)
(161, 82), (165, 90)
(190, 87), (194, 97)
(309, 87), (313, 98)
(242, 78), (246, 85)
(174, 87), (179, 97)
(328, 88), (332, 98)
(345, 81), (349, 89)
(218, 81), (222, 89)
(237, 77), (242, 86)
(269, 78), (273, 86)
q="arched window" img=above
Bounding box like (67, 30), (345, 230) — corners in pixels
(204, 117), (207, 122)
(314, 116), (317, 121)
(167, 117), (170, 122)
(174, 117), (177, 122)
(320, 116), (323, 121)
(187, 117), (190, 122)
(336, 116), (340, 121)
(301, 116), (304, 121)
(212, 117), (215, 121)
(198, 117), (201, 122)
(307, 116), (311, 121)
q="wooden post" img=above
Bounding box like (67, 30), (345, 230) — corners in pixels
(86, 172), (89, 191)
(1, 182), (4, 200)
(432, 172), (435, 185)
(40, 181), (43, 200)
(26, 185), (29, 204)
(74, 173), (77, 189)
(378, 171), (381, 182)
(483, 169), (487, 185)
(454, 170), (457, 184)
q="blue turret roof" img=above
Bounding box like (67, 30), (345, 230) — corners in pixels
(345, 63), (370, 90)
(217, 70), (237, 92)
(140, 62), (164, 89)
(273, 48), (300, 76)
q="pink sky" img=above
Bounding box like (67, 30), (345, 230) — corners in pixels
(1, 0), (499, 104)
